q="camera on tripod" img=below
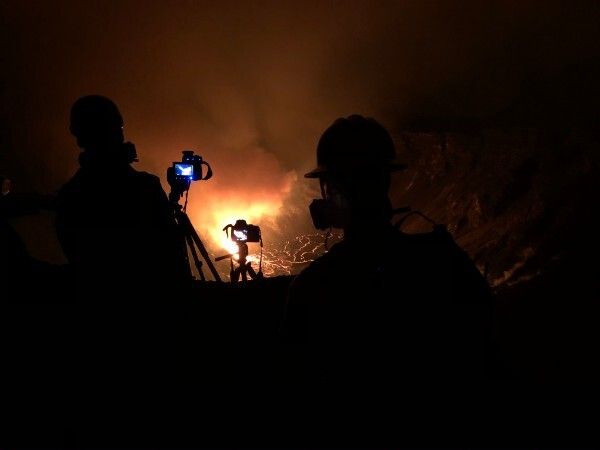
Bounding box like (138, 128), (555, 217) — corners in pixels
(167, 150), (213, 192)
(167, 149), (222, 282)
(216, 219), (264, 282)
(229, 219), (261, 243)
(173, 150), (211, 181)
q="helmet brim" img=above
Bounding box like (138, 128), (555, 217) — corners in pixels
(304, 165), (328, 179)
(304, 161), (408, 178)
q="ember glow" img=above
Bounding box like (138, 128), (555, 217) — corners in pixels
(156, 126), (301, 279)
(184, 177), (342, 279)
(142, 140), (292, 275)
(201, 201), (275, 262)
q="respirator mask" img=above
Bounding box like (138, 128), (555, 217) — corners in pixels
(308, 178), (352, 230)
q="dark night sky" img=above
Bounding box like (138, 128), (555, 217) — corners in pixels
(2, 0), (600, 261)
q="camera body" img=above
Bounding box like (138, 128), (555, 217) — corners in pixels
(167, 150), (213, 202)
(230, 219), (261, 243)
(172, 150), (210, 182)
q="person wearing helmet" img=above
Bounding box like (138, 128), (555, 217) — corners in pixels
(55, 95), (189, 295)
(282, 115), (493, 386)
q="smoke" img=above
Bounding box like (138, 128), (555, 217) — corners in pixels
(3, 0), (600, 269)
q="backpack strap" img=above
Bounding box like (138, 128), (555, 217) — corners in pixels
(394, 209), (438, 231)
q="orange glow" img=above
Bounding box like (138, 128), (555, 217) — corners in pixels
(158, 137), (297, 274)
(192, 198), (281, 263)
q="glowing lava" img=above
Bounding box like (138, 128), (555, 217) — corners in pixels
(192, 200), (279, 265)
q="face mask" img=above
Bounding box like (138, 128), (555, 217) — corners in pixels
(308, 179), (351, 230)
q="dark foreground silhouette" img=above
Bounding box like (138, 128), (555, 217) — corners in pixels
(283, 115), (493, 386)
(56, 95), (188, 293)
(3, 277), (596, 447)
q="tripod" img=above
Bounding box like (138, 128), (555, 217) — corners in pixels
(216, 241), (263, 283)
(169, 188), (222, 283)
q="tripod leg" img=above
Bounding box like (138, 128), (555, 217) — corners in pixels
(232, 266), (242, 283)
(189, 228), (221, 282)
(185, 234), (205, 281)
(176, 210), (222, 282)
(246, 263), (258, 280)
(177, 231), (193, 281)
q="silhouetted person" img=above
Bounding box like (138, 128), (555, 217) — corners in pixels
(282, 115), (493, 386)
(55, 95), (188, 295)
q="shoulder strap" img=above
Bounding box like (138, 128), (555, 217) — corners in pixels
(395, 209), (438, 232)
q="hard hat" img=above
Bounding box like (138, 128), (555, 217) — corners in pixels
(305, 115), (406, 179)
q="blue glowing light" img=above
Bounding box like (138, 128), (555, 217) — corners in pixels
(175, 163), (194, 178)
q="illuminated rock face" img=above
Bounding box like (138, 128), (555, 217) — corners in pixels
(261, 126), (599, 297)
(389, 128), (600, 294)
(381, 126), (600, 381)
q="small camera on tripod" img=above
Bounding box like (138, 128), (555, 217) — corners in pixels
(216, 219), (264, 282)
(228, 219), (261, 243)
(171, 150), (212, 182)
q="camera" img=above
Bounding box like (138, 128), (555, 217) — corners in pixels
(171, 150), (213, 182)
(167, 150), (214, 201)
(217, 219), (265, 282)
(228, 219), (261, 243)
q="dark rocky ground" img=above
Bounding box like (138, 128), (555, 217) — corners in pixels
(3, 273), (598, 447)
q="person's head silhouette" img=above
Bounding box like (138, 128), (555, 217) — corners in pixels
(69, 95), (138, 167)
(305, 115), (406, 234)
(70, 95), (124, 150)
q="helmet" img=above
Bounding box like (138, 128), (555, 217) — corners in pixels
(69, 95), (123, 142)
(304, 115), (406, 179)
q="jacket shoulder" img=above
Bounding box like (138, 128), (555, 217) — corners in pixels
(133, 170), (160, 182)
(130, 170), (163, 187)
(289, 242), (349, 298)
